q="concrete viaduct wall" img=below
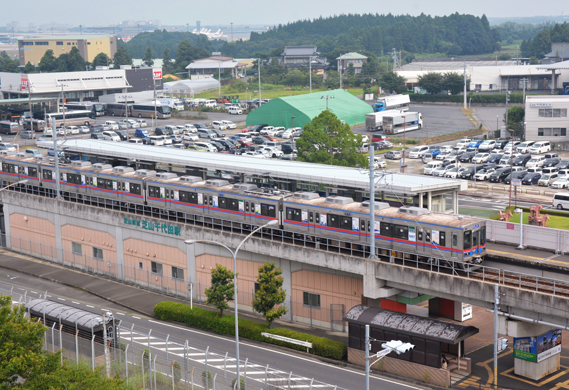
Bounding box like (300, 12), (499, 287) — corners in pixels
(2, 191), (569, 327)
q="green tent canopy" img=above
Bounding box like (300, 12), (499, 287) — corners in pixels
(245, 89), (373, 129)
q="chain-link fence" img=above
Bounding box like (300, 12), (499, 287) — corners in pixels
(3, 232), (346, 332)
(3, 282), (344, 390)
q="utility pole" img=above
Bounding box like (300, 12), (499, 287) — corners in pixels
(508, 130), (514, 208)
(401, 116), (406, 173)
(365, 325), (370, 390)
(153, 78), (157, 128)
(463, 62), (467, 109)
(28, 82), (33, 135)
(291, 116), (296, 161)
(124, 96), (129, 141)
(51, 117), (61, 199)
(103, 312), (111, 378)
(309, 56), (312, 94)
(218, 61), (221, 99)
(494, 284), (499, 389)
(230, 22), (233, 41)
(368, 144), (377, 260)
(516, 45), (519, 65)
(61, 85), (66, 138)
(258, 58), (261, 103)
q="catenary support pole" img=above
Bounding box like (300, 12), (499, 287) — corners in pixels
(368, 144), (376, 259)
(494, 284), (499, 388)
(365, 324), (370, 390)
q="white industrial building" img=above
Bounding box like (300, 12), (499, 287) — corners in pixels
(397, 60), (569, 94)
(525, 95), (569, 142)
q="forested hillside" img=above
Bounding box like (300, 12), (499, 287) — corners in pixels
(521, 22), (569, 58)
(120, 13), (501, 62)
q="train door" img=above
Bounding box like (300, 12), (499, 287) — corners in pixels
(308, 210), (316, 235)
(472, 230), (479, 252)
(451, 232), (459, 259)
(243, 200), (252, 223)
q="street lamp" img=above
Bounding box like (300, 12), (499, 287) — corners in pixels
(364, 324), (414, 390)
(514, 208), (524, 249)
(185, 219), (279, 390)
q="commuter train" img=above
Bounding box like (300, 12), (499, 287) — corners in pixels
(0, 152), (486, 265)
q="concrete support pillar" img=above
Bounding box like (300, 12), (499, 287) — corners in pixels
(551, 70), (556, 95)
(418, 192), (423, 209)
(3, 203), (12, 248)
(453, 190), (459, 214)
(427, 191), (432, 211)
(114, 226), (124, 279)
(279, 259), (293, 321)
(53, 213), (63, 263)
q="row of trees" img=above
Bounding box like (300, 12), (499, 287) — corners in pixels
(0, 295), (128, 389)
(521, 22), (569, 58)
(417, 72), (468, 95)
(205, 262), (287, 327)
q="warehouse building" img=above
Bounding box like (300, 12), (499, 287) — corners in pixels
(18, 35), (117, 66)
(525, 95), (569, 142)
(245, 89), (372, 129)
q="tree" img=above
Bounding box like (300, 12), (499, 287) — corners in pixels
(441, 72), (467, 95)
(143, 47), (154, 67)
(23, 61), (35, 73)
(504, 105), (525, 139)
(418, 72), (444, 94)
(205, 264), (235, 316)
(296, 110), (366, 167)
(346, 63), (355, 75)
(379, 71), (406, 94)
(174, 40), (209, 73)
(67, 47), (86, 71)
(162, 48), (173, 74)
(113, 47), (133, 68)
(252, 262), (287, 328)
(38, 49), (56, 72)
(92, 52), (110, 68)
(0, 52), (19, 73)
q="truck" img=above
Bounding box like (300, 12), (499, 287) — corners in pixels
(372, 94), (410, 112)
(383, 112), (423, 134)
(365, 109), (405, 131)
(151, 98), (185, 111)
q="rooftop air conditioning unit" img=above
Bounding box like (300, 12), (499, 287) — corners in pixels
(92, 163), (112, 170)
(179, 176), (202, 183)
(71, 161), (92, 168)
(325, 196), (354, 205)
(205, 179), (230, 187)
(292, 192), (319, 200)
(135, 169), (156, 177)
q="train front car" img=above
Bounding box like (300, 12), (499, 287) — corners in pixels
(461, 219), (486, 265)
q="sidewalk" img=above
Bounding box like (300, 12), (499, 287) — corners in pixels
(0, 249), (349, 344)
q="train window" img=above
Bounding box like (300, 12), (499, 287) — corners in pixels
(480, 226), (486, 245)
(261, 204), (276, 217)
(340, 216), (352, 230)
(426, 231), (431, 242)
(229, 199), (239, 211)
(43, 169), (52, 180)
(286, 208), (302, 222)
(418, 230), (423, 241)
(170, 190), (174, 199)
(107, 180), (114, 189)
(219, 197), (228, 209)
(394, 225), (408, 239)
(473, 230), (479, 247)
(131, 184), (141, 195)
(380, 222), (393, 237)
(208, 196), (213, 206)
(245, 202), (250, 212)
(315, 213), (320, 224)
(180, 191), (189, 203)
(360, 219), (366, 232)
(149, 186), (159, 198)
(189, 192), (198, 204)
(309, 212), (314, 223)
(328, 214), (340, 228)
(28, 168), (37, 178)
(464, 231), (472, 250)
(89, 177), (93, 185)
(165, 189), (170, 199)
(440, 232), (446, 247)
(452, 234), (458, 247)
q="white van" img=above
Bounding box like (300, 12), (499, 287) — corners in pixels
(211, 121), (227, 130)
(424, 161), (443, 175)
(184, 124), (197, 133)
(105, 121), (119, 130)
(165, 125), (179, 135)
(102, 131), (120, 142)
(409, 145), (429, 159)
(228, 106), (242, 115)
(149, 136), (165, 146)
(128, 138), (143, 144)
(204, 100), (217, 108)
(553, 193), (569, 210)
(528, 141), (552, 154)
(525, 156), (545, 169)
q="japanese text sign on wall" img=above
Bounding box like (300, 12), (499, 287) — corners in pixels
(123, 218), (181, 236)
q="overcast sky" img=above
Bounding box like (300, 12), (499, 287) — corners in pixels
(2, 0), (568, 27)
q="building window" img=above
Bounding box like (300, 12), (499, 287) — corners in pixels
(35, 42), (48, 45)
(67, 42), (71, 45)
(92, 247), (103, 260)
(21, 42), (34, 46)
(303, 292), (321, 308)
(539, 108), (568, 118)
(151, 261), (163, 275)
(72, 242), (82, 255)
(538, 128), (567, 137)
(254, 282), (260, 294)
(139, 262), (143, 270)
(56, 42), (63, 45)
(88, 42), (91, 45)
(171, 266), (184, 280)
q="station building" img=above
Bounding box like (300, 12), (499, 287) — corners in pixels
(18, 35), (117, 66)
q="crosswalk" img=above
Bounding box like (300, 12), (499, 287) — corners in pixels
(118, 326), (334, 390)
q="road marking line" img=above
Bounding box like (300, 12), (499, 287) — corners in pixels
(116, 312), (125, 315)
(538, 254), (560, 263)
(132, 316), (141, 319)
(57, 298), (65, 301)
(101, 308), (111, 312)
(147, 320), (422, 389)
(31, 291), (37, 294)
(86, 305), (94, 308)
(72, 301), (80, 304)
(47, 295), (52, 297)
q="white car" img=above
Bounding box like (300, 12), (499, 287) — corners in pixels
(66, 126), (80, 135)
(374, 157), (386, 169)
(478, 140), (496, 152)
(528, 141), (552, 154)
(444, 167), (465, 178)
(56, 128), (66, 136)
(432, 166), (447, 177)
(211, 121), (227, 130)
(551, 177), (569, 189)
(121, 119), (138, 128)
(408, 146), (429, 159)
(516, 141), (535, 153)
(105, 121), (119, 130)
(436, 150), (451, 160)
(260, 126), (277, 136)
(184, 124), (197, 133)
(194, 142), (218, 152)
(526, 157), (545, 169)
(280, 129), (296, 139)
(183, 133), (199, 142)
(264, 147), (284, 158)
(424, 162), (443, 175)
(472, 153), (490, 164)
(221, 120), (237, 130)
(474, 168), (495, 181)
(136, 120), (147, 127)
(456, 138), (471, 148)
(78, 126), (90, 134)
(242, 151), (267, 158)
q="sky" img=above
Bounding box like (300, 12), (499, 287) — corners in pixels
(2, 0), (568, 27)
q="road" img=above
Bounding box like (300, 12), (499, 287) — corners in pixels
(0, 268), (423, 390)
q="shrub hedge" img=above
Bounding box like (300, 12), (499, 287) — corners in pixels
(154, 301), (347, 360)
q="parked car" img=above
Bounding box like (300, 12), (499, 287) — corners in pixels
(0, 142), (16, 151)
(522, 172), (542, 185)
(24, 148), (41, 157)
(525, 156), (546, 169)
(538, 173), (559, 186)
(47, 147), (64, 157)
(436, 149), (452, 160)
(503, 170), (527, 185)
(102, 131), (121, 142)
(136, 120), (147, 128)
(422, 153), (435, 164)
(485, 153), (503, 164)
(228, 106), (243, 115)
(516, 141), (536, 153)
(528, 141), (552, 154)
(182, 133), (199, 142)
(512, 154), (532, 167)
(221, 120), (237, 130)
(197, 128), (217, 139)
(211, 121), (227, 130)
(384, 150), (402, 160)
(460, 165), (485, 180)
(90, 124), (108, 133)
(91, 133), (105, 140)
(431, 166), (447, 177)
(459, 151), (476, 163)
(551, 177), (569, 189)
(543, 157), (561, 168)
(466, 140), (483, 152)
(424, 161), (443, 175)
(474, 168), (496, 181)
(472, 153), (490, 164)
(489, 168), (512, 183)
(135, 129), (150, 138)
(194, 142), (218, 152)
(128, 138), (143, 144)
(456, 138), (472, 148)
(170, 134), (183, 143)
(105, 121), (119, 130)
(21, 130), (36, 139)
(78, 126), (90, 134)
(444, 167), (465, 178)
(503, 141), (521, 153)
(186, 144), (207, 152)
(478, 140), (496, 152)
(408, 146), (430, 159)
(115, 130), (129, 141)
(493, 140), (509, 151)
(373, 140), (393, 150)
(66, 126), (80, 135)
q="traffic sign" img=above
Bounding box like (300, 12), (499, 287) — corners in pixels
(512, 179), (522, 186)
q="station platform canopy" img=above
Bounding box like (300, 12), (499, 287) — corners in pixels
(57, 140), (467, 196)
(245, 89), (373, 129)
(0, 97), (58, 105)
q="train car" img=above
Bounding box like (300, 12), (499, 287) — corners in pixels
(0, 152), (42, 186)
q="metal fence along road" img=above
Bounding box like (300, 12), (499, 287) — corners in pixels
(2, 282), (344, 390)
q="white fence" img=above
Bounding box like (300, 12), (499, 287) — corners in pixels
(487, 219), (569, 254)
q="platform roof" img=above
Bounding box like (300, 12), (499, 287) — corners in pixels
(59, 140), (466, 194)
(344, 305), (479, 344)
